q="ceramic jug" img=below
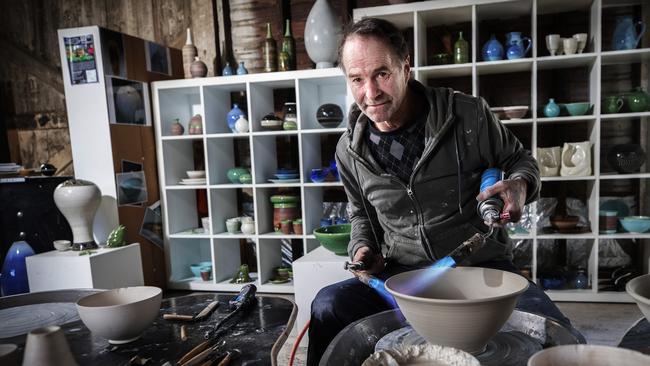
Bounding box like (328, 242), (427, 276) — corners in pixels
(612, 16), (645, 51)
(543, 98), (560, 117)
(226, 104), (246, 133)
(222, 62), (234, 76)
(236, 61), (248, 75)
(625, 87), (649, 112)
(505, 32), (531, 59)
(602, 96), (624, 114)
(482, 34), (503, 61)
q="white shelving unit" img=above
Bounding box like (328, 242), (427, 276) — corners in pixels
(356, 0), (649, 302)
(153, 0), (649, 301)
(153, 68), (350, 293)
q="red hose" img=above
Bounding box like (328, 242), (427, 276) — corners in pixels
(289, 319), (310, 366)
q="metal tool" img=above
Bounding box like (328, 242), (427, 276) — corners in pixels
(344, 260), (366, 272)
(447, 232), (488, 265)
(477, 168), (511, 225)
(204, 284), (257, 339)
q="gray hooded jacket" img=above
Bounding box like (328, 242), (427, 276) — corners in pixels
(335, 79), (540, 266)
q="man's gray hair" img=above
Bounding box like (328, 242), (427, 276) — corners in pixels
(337, 17), (409, 72)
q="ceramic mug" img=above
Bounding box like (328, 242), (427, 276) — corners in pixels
(201, 217), (210, 233)
(545, 34), (560, 56)
(599, 210), (618, 234)
(573, 33), (588, 53)
(226, 218), (240, 234)
(563, 37), (578, 55)
(602, 96), (624, 114)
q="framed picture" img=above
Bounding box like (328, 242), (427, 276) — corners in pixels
(105, 76), (151, 125)
(64, 34), (98, 85)
(139, 201), (163, 249)
(100, 28), (127, 78)
(116, 171), (148, 206)
(145, 41), (171, 75)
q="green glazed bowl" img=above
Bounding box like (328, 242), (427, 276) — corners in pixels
(313, 224), (351, 256)
(564, 102), (591, 116)
(270, 195), (300, 204)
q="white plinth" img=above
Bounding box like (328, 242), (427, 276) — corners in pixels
(26, 243), (144, 292)
(293, 246), (353, 345)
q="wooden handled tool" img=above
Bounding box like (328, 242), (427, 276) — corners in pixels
(163, 314), (194, 321)
(164, 300), (220, 322)
(194, 300), (219, 320)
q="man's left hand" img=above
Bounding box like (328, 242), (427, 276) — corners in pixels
(475, 177), (528, 226)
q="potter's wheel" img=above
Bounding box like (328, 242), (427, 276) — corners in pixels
(320, 309), (585, 366)
(0, 303), (79, 338)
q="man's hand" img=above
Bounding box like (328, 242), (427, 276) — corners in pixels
(475, 177), (527, 226)
(352, 246), (385, 275)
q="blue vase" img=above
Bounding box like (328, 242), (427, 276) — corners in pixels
(575, 269), (588, 289)
(310, 168), (329, 183)
(1, 240), (35, 296)
(236, 62), (248, 75)
(226, 104), (246, 133)
(505, 32), (531, 60)
(222, 62), (234, 76)
(482, 34), (503, 61)
(612, 16), (646, 51)
(543, 98), (560, 117)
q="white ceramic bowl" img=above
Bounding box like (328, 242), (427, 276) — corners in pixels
(385, 267), (528, 354)
(528, 345), (650, 366)
(186, 170), (206, 179)
(53, 240), (71, 251)
(76, 286), (162, 344)
(626, 274), (650, 322)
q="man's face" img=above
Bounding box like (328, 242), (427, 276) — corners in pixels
(341, 36), (410, 124)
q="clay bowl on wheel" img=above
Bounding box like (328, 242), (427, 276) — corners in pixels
(385, 267), (529, 354)
(527, 344), (650, 366)
(550, 215), (579, 232)
(76, 286), (162, 344)
(626, 274), (650, 323)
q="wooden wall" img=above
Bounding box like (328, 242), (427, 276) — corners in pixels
(0, 0), (399, 171)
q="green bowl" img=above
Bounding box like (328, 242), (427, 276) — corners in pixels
(270, 195), (300, 204)
(564, 102), (591, 116)
(313, 224), (351, 256)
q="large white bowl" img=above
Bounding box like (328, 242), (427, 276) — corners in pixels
(528, 345), (650, 366)
(76, 286), (162, 344)
(385, 267), (528, 354)
(626, 274), (650, 322)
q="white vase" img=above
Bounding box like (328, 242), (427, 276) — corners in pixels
(22, 326), (78, 366)
(53, 179), (101, 250)
(304, 0), (342, 68)
(537, 146), (562, 177)
(241, 220), (256, 235)
(560, 141), (592, 177)
(235, 116), (249, 133)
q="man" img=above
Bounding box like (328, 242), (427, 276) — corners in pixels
(306, 18), (571, 365)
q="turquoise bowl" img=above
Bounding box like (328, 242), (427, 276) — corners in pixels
(190, 261), (213, 277)
(564, 102), (591, 116)
(313, 224), (351, 256)
(620, 216), (650, 233)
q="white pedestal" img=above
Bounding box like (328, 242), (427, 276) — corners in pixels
(293, 246), (353, 345)
(26, 243), (144, 292)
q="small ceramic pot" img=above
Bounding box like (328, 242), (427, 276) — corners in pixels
(273, 203), (299, 232)
(316, 103), (344, 128)
(280, 219), (293, 234)
(602, 96), (624, 114)
(226, 218), (240, 234)
(560, 141), (592, 177)
(241, 220), (256, 235)
(310, 168), (329, 183)
(190, 56), (207, 77)
(238, 173), (252, 184)
(200, 268), (212, 281)
(235, 116), (249, 133)
(227, 167), (250, 184)
(170, 119), (184, 135)
(599, 210), (618, 234)
(188, 114), (203, 135)
(293, 219), (303, 235)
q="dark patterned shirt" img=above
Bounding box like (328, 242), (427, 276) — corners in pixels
(365, 110), (428, 183)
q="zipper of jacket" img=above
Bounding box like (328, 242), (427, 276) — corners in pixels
(347, 146), (437, 261)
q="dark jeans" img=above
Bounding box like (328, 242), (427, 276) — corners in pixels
(306, 260), (572, 366)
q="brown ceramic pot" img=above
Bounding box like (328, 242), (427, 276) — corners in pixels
(273, 204), (298, 232)
(190, 56), (207, 78)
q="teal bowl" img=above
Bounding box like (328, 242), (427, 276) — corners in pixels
(190, 261), (213, 277)
(313, 224), (351, 256)
(564, 102), (591, 116)
(620, 216), (650, 233)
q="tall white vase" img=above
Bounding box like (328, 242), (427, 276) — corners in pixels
(53, 179), (101, 250)
(304, 0), (342, 68)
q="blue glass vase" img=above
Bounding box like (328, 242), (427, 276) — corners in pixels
(222, 62), (234, 76)
(226, 104), (246, 133)
(482, 34), (503, 61)
(236, 62), (248, 75)
(1, 240), (35, 296)
(543, 98), (560, 117)
(612, 16), (646, 51)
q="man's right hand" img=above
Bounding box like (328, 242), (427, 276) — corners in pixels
(352, 246), (385, 275)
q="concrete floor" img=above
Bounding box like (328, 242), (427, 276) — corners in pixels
(276, 301), (645, 366)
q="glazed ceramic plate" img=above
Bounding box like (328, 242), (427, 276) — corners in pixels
(181, 178), (206, 183)
(179, 179), (206, 185)
(268, 178), (300, 183)
(274, 173), (299, 179)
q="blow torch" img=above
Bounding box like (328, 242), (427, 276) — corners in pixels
(477, 168), (510, 238)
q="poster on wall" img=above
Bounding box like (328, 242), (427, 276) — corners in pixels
(145, 41), (171, 75)
(116, 171), (148, 206)
(105, 76), (151, 125)
(140, 201), (164, 249)
(100, 28), (127, 78)
(64, 34), (98, 85)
